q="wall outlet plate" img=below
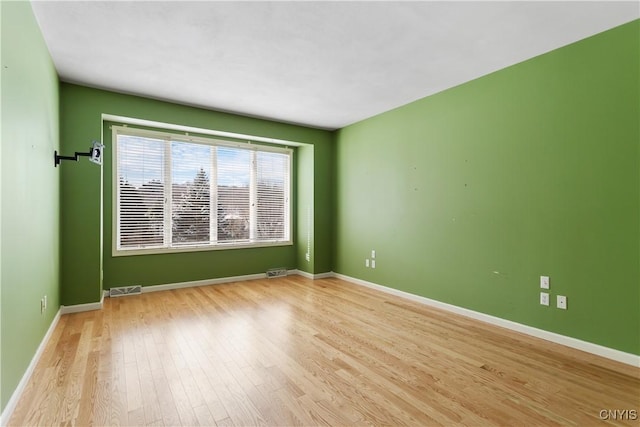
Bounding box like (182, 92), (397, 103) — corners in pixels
(365, 259), (370, 267)
(371, 260), (376, 269)
(371, 250), (376, 259)
(540, 292), (549, 306)
(557, 295), (567, 310)
(540, 276), (550, 289)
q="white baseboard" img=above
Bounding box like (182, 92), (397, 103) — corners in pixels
(332, 272), (640, 368)
(60, 290), (104, 314)
(290, 269), (312, 279)
(312, 271), (334, 279)
(104, 271), (328, 295)
(139, 272), (266, 294)
(0, 309), (61, 426)
(290, 269), (333, 280)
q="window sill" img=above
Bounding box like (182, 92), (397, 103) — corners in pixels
(112, 240), (293, 257)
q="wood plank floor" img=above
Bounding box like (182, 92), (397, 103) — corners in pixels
(9, 276), (640, 426)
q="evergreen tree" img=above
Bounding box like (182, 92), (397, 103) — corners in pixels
(140, 179), (164, 243)
(173, 168), (210, 242)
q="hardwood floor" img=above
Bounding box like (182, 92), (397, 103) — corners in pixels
(9, 276), (639, 426)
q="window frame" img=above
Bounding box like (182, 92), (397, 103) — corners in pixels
(112, 125), (293, 257)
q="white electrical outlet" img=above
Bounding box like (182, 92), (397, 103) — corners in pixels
(40, 298), (45, 314)
(365, 259), (370, 267)
(540, 276), (550, 289)
(43, 295), (47, 310)
(371, 250), (376, 259)
(557, 295), (567, 310)
(371, 260), (376, 269)
(540, 292), (549, 306)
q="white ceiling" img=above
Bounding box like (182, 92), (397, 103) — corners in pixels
(31, 1), (639, 130)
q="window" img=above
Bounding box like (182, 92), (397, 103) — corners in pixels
(113, 126), (291, 255)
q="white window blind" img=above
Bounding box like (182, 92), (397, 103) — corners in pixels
(256, 151), (289, 240)
(217, 146), (251, 242)
(114, 127), (291, 255)
(117, 135), (165, 249)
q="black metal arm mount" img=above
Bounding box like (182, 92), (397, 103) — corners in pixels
(54, 149), (92, 167)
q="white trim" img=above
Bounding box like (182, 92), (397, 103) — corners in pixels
(291, 269), (313, 279)
(332, 272), (640, 367)
(289, 269), (333, 280)
(104, 270), (328, 296)
(113, 235), (293, 257)
(60, 291), (104, 314)
(102, 114), (309, 147)
(0, 309), (61, 426)
(105, 271), (330, 295)
(110, 125), (295, 154)
(111, 124), (293, 258)
(312, 272), (334, 279)
(139, 273), (266, 294)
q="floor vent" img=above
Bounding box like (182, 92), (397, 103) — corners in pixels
(109, 285), (142, 297)
(266, 268), (288, 278)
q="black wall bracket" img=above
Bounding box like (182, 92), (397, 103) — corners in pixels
(54, 141), (104, 167)
(54, 149), (92, 167)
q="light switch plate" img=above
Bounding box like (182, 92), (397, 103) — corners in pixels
(540, 292), (549, 306)
(540, 276), (550, 289)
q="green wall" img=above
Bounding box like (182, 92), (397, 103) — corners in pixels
(60, 84), (333, 303)
(334, 21), (640, 355)
(313, 132), (334, 274)
(296, 145), (315, 273)
(0, 1), (61, 411)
